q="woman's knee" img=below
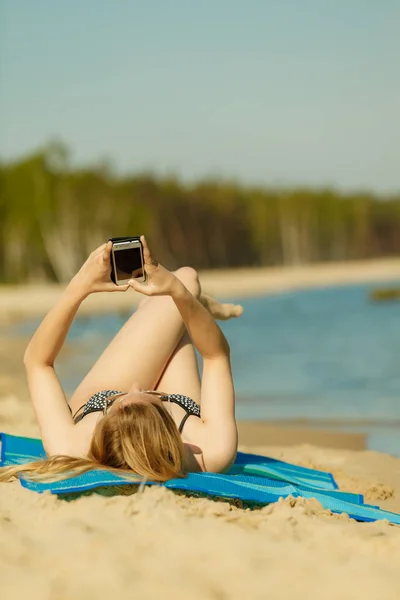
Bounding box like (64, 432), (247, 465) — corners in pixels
(174, 267), (201, 298)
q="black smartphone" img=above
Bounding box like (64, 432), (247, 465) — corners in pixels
(109, 236), (146, 285)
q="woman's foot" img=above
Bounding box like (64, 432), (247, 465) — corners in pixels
(200, 294), (243, 320)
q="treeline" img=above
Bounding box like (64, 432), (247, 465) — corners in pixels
(0, 143), (399, 283)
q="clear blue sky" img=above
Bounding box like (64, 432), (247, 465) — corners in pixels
(1, 0), (399, 192)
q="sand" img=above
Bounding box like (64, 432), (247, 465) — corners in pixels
(1, 260), (400, 599)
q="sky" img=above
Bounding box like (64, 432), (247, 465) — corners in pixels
(0, 0), (399, 192)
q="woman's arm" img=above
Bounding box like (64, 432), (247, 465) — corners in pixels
(24, 283), (89, 455)
(129, 237), (237, 471)
(169, 282), (238, 470)
(24, 242), (129, 368)
(24, 282), (88, 368)
(25, 242), (129, 455)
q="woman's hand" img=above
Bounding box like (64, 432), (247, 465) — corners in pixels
(71, 241), (129, 296)
(128, 236), (177, 297)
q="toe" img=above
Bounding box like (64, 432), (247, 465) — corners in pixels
(234, 304), (243, 317)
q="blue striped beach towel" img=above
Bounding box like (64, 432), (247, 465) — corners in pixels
(1, 433), (399, 525)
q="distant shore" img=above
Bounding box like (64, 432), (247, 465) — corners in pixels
(1, 256), (400, 324)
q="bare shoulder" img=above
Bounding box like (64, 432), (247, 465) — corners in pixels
(67, 414), (99, 457)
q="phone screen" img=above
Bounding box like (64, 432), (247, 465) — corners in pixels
(114, 246), (144, 280)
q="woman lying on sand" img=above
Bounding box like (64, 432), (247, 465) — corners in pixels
(0, 237), (243, 482)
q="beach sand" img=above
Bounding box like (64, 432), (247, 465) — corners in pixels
(1, 395), (400, 600)
(1, 260), (400, 599)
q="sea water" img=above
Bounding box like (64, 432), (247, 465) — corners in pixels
(8, 282), (400, 456)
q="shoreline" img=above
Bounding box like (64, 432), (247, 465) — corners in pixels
(1, 256), (400, 323)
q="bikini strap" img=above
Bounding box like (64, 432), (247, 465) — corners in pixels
(178, 411), (192, 433)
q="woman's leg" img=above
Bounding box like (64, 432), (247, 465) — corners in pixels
(69, 267), (201, 413)
(155, 331), (201, 403)
(69, 267), (243, 414)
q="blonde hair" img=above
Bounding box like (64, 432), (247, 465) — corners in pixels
(0, 400), (185, 484)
